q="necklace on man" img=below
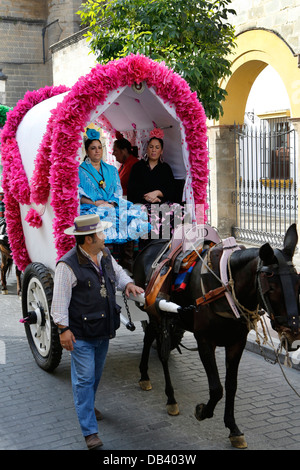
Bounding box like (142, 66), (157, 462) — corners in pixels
(91, 259), (107, 298)
(100, 283), (107, 298)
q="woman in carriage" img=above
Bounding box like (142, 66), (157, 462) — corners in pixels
(78, 127), (149, 246)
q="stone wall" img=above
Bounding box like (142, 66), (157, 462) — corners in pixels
(51, 29), (96, 87)
(0, 0), (47, 19)
(0, 0), (84, 107)
(229, 0), (300, 55)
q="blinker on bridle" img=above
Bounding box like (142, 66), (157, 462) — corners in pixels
(257, 249), (299, 335)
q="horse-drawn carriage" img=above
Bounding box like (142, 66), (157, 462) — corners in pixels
(1, 54), (300, 449)
(0, 54), (208, 368)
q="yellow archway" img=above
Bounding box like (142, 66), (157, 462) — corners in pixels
(218, 29), (300, 125)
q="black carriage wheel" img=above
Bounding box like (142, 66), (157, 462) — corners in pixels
(22, 262), (62, 372)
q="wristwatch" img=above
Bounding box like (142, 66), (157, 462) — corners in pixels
(57, 325), (70, 335)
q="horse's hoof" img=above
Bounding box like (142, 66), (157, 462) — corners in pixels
(2, 290), (8, 295)
(167, 403), (179, 416)
(229, 434), (248, 449)
(139, 380), (152, 391)
(194, 403), (205, 421)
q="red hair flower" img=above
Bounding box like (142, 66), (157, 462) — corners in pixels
(149, 127), (164, 140)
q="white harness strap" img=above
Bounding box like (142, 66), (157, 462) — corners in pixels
(220, 237), (241, 319)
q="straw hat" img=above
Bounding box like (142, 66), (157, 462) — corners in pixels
(64, 214), (112, 236)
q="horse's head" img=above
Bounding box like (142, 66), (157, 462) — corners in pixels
(257, 224), (300, 350)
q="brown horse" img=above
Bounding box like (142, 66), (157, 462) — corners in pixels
(0, 219), (22, 295)
(133, 224), (300, 449)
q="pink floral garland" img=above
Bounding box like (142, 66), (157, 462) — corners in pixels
(1, 86), (69, 270)
(0, 55), (208, 271)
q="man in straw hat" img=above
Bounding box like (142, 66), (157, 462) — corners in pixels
(51, 214), (143, 450)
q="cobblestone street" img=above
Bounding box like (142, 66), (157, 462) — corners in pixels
(0, 274), (300, 453)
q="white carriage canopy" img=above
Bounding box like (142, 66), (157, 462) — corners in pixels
(0, 54), (208, 272)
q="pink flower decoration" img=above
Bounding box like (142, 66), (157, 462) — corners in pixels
(0, 85), (69, 270)
(149, 127), (164, 140)
(0, 54), (208, 271)
(25, 208), (43, 228)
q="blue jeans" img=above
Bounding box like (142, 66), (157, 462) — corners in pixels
(71, 338), (109, 436)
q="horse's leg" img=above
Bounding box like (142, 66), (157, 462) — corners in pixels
(194, 337), (223, 421)
(224, 339), (248, 449)
(16, 267), (22, 296)
(1, 257), (11, 294)
(139, 321), (156, 391)
(156, 337), (179, 416)
(0, 264), (7, 293)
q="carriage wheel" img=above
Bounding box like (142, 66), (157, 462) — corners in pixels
(22, 263), (62, 371)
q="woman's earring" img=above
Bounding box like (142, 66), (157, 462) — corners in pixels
(85, 156), (91, 164)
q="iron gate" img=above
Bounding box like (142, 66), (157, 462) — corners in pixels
(232, 120), (298, 246)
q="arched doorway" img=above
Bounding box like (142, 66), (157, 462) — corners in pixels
(208, 29), (300, 242)
(219, 28), (300, 125)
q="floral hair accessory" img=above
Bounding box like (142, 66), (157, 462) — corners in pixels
(86, 128), (100, 140)
(115, 130), (124, 140)
(149, 127), (164, 140)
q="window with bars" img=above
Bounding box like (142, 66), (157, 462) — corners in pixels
(270, 121), (290, 180)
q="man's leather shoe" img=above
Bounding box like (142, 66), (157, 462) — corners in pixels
(85, 433), (103, 450)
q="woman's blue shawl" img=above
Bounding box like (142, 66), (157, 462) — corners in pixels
(79, 160), (149, 244)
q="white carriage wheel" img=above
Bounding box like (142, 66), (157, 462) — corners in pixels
(26, 276), (52, 357)
(22, 263), (62, 371)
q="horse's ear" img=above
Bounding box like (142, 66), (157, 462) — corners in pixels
(283, 223), (298, 257)
(259, 243), (275, 265)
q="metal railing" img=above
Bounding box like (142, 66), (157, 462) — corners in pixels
(232, 121), (298, 246)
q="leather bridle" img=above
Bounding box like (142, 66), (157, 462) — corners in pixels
(257, 249), (299, 335)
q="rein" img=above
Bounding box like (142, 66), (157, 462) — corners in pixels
(192, 239), (260, 325)
(256, 250), (299, 335)
(226, 256), (263, 330)
(192, 239), (300, 351)
(193, 239), (299, 333)
(192, 241), (300, 396)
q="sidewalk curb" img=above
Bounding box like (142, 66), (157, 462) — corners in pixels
(246, 330), (300, 371)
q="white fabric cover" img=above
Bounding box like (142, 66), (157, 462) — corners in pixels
(15, 84), (194, 271)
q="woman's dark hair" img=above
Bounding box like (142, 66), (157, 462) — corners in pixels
(84, 138), (102, 161)
(84, 138), (101, 153)
(114, 137), (139, 158)
(147, 136), (164, 149)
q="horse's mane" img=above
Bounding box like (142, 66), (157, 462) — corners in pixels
(230, 246), (260, 270)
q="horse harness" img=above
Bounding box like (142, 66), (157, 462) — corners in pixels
(0, 218), (8, 243)
(197, 237), (242, 318)
(143, 228), (300, 335)
(257, 249), (299, 335)
(144, 230), (245, 321)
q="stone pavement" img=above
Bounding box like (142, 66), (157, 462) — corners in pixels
(0, 273), (300, 453)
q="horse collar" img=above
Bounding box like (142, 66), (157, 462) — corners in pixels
(219, 237), (241, 319)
